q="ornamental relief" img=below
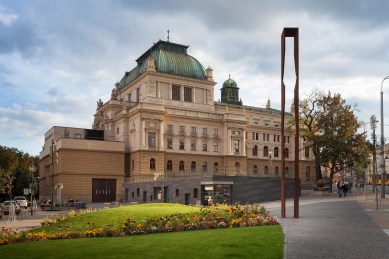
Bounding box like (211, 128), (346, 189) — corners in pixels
(146, 121), (159, 130)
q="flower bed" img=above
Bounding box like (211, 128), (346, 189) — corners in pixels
(0, 203), (279, 245)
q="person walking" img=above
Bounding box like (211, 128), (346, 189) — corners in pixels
(336, 181), (341, 198)
(347, 181), (352, 193)
(342, 182), (349, 198)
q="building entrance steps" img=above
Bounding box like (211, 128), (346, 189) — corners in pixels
(261, 190), (389, 259)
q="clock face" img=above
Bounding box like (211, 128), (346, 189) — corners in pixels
(150, 123), (155, 128)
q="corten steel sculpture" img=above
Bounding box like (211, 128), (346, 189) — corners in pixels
(281, 28), (299, 218)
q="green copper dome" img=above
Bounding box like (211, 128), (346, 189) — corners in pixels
(220, 75), (242, 105)
(222, 77), (238, 88)
(118, 40), (206, 90)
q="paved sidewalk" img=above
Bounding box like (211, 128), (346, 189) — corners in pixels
(262, 189), (389, 259)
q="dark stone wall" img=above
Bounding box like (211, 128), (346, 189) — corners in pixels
(123, 176), (300, 205)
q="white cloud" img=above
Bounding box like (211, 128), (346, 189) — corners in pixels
(0, 5), (18, 26)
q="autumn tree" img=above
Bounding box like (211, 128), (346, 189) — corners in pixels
(298, 91), (369, 191)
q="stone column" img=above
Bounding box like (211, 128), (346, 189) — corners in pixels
(180, 85), (184, 101)
(242, 129), (246, 156)
(204, 89), (207, 104)
(157, 81), (161, 98)
(193, 88), (196, 103)
(169, 83), (172, 100)
(159, 120), (164, 150)
(141, 119), (146, 148)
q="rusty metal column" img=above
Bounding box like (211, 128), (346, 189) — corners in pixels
(280, 29), (286, 218)
(281, 27), (299, 218)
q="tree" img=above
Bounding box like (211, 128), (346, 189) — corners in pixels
(298, 91), (369, 191)
(0, 145), (39, 199)
(0, 167), (16, 200)
(298, 89), (325, 181)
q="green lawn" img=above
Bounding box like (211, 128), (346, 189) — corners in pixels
(33, 203), (202, 233)
(0, 225), (284, 259)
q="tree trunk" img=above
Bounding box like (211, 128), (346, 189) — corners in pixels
(316, 162), (322, 181)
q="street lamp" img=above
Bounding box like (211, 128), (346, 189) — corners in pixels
(367, 115), (379, 193)
(51, 140), (58, 211)
(29, 164), (36, 216)
(380, 76), (389, 198)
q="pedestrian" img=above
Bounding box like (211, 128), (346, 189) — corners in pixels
(347, 182), (352, 193)
(342, 182), (349, 198)
(337, 182), (342, 198)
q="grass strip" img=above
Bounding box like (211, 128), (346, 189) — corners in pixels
(1, 225), (284, 259)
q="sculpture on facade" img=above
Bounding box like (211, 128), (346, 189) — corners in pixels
(96, 99), (103, 110)
(111, 88), (118, 100)
(64, 128), (70, 137)
(266, 98), (271, 109)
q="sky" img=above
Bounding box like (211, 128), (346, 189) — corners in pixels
(1, 0), (389, 156)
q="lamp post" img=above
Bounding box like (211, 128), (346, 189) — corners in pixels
(380, 76), (389, 198)
(51, 139), (58, 211)
(368, 115), (378, 193)
(29, 164), (36, 216)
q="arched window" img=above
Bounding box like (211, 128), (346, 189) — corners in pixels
(150, 158), (155, 170)
(167, 160), (172, 171)
(264, 146), (269, 157)
(203, 162), (207, 172)
(264, 166), (269, 174)
(252, 145), (258, 156)
(235, 162), (241, 174)
(214, 162), (218, 173)
(191, 161), (196, 172)
(275, 166), (279, 177)
(179, 161), (184, 171)
(274, 147), (279, 158)
(253, 165), (258, 175)
(284, 148), (289, 158)
(306, 166), (311, 181)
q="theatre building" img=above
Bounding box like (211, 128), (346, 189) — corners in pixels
(39, 39), (314, 204)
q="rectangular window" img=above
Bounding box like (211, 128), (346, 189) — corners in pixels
(214, 129), (218, 135)
(148, 132), (155, 146)
(256, 133), (259, 140)
(263, 133), (266, 141)
(180, 126), (185, 132)
(168, 125), (173, 131)
(176, 189), (179, 197)
(288, 136), (290, 143)
(213, 142), (218, 152)
(191, 140), (196, 151)
(117, 128), (119, 134)
(179, 139), (185, 150)
(75, 134), (81, 139)
(202, 128), (207, 134)
(194, 188), (198, 199)
(132, 159), (134, 171)
(277, 135), (280, 142)
(137, 188), (140, 197)
(202, 141), (207, 151)
(267, 134), (269, 141)
(274, 135), (276, 142)
(167, 138), (172, 149)
(305, 147), (310, 157)
(252, 133), (255, 140)
(184, 87), (192, 102)
(191, 127), (196, 133)
(132, 192), (134, 198)
(172, 85), (180, 100)
(233, 140), (239, 152)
